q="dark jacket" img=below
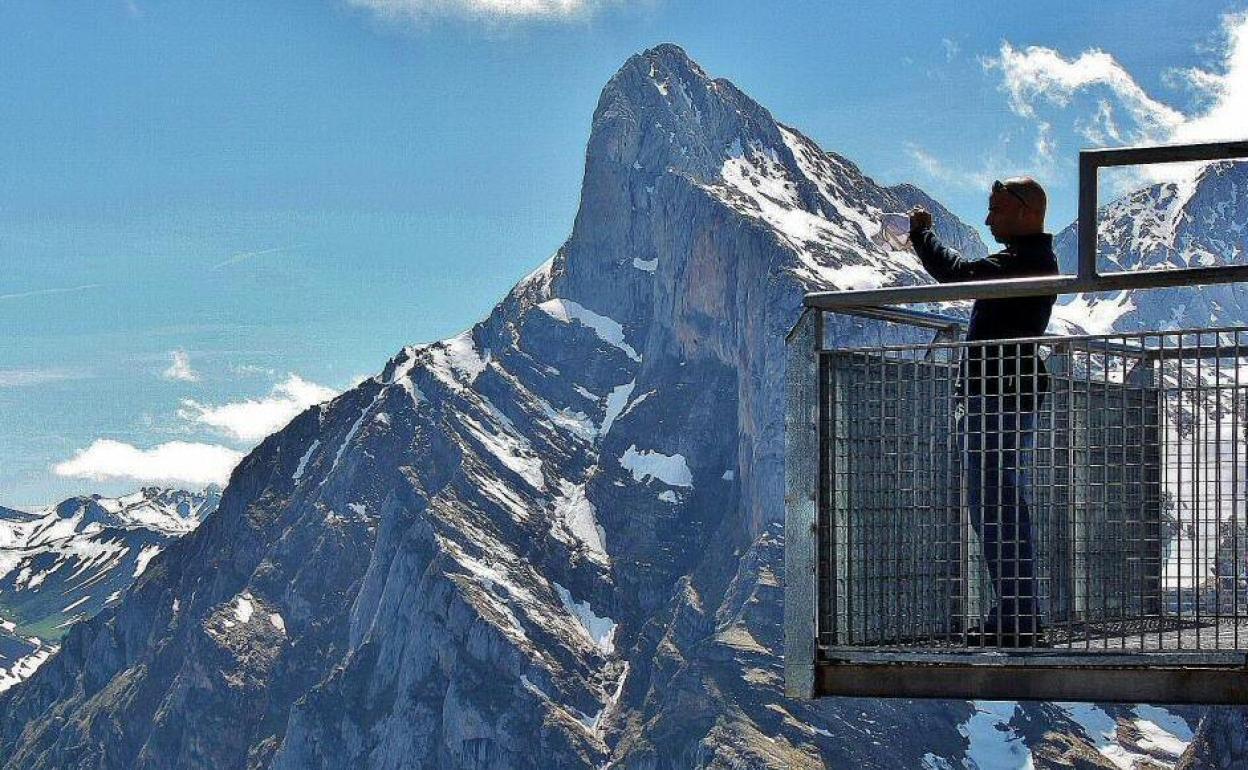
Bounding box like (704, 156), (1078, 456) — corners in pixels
(911, 228), (1060, 412)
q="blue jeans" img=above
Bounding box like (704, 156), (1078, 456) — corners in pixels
(960, 398), (1039, 634)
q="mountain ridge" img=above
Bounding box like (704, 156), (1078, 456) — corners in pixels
(0, 485), (220, 692)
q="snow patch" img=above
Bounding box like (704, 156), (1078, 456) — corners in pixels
(424, 331), (490, 391)
(552, 582), (617, 654)
(269, 613), (286, 634)
(920, 754), (954, 770)
(617, 389), (653, 422)
(233, 593), (254, 624)
(1053, 291), (1136, 335)
(320, 388), (385, 487)
(459, 410), (546, 491)
(600, 381), (635, 437)
(293, 439), (320, 482)
(133, 544), (163, 578)
(631, 257), (657, 273)
(0, 644), (58, 693)
(61, 595), (90, 613)
(620, 445), (693, 487)
(550, 482), (608, 565)
(1059, 702), (1192, 769)
(537, 299), (641, 362)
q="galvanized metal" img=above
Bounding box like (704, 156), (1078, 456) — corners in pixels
(803, 264), (1248, 310)
(815, 660), (1248, 704)
(788, 320), (1248, 701)
(1084, 139), (1248, 167)
(783, 307), (820, 698)
(787, 140), (1248, 701)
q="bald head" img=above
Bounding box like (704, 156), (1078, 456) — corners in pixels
(985, 176), (1047, 243)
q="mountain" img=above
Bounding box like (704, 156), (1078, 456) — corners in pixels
(0, 45), (1203, 769)
(0, 487), (220, 692)
(1052, 160), (1248, 334)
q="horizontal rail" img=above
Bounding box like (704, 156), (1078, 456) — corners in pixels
(1083, 139), (1248, 167)
(830, 304), (966, 331)
(823, 323), (1248, 356)
(823, 649), (1248, 668)
(816, 661), (1248, 704)
(804, 263), (1248, 309)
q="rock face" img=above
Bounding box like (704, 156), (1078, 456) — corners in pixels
(0, 487), (220, 693)
(0, 45), (1207, 769)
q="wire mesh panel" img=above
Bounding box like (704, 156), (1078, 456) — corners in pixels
(818, 327), (1248, 656)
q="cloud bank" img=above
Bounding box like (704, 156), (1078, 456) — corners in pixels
(54, 373), (337, 487)
(985, 11), (1248, 181)
(54, 440), (244, 486)
(179, 374), (337, 443)
(909, 11), (1247, 192)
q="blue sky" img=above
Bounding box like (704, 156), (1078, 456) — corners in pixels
(2, 0), (1245, 507)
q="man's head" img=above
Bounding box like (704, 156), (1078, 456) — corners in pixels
(985, 176), (1047, 243)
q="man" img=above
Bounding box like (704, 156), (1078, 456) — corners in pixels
(909, 177), (1059, 647)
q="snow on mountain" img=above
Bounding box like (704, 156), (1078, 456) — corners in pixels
(1053, 159), (1248, 334)
(0, 44), (1202, 769)
(0, 486), (219, 692)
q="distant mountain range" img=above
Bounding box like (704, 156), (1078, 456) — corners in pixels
(2, 44), (1241, 769)
(1, 486), (220, 692)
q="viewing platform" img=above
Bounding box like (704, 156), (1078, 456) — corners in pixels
(784, 140), (1248, 703)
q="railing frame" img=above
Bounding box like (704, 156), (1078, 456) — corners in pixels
(803, 140), (1248, 310)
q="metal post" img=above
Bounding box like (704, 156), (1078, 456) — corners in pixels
(1078, 150), (1099, 280)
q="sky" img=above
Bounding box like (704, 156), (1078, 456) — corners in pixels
(1, 0), (1246, 507)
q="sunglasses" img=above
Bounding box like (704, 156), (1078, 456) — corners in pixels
(993, 179), (1030, 209)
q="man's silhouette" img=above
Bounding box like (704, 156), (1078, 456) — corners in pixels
(909, 177), (1059, 647)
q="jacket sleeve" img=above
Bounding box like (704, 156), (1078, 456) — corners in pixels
(911, 228), (1005, 283)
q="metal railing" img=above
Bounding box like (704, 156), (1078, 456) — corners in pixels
(821, 325), (1248, 654)
(784, 140), (1248, 702)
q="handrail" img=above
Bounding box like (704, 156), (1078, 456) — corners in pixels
(804, 264), (1248, 309)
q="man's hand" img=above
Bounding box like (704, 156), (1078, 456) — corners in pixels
(909, 206), (933, 234)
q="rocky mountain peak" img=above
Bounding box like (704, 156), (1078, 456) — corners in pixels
(5, 46), (1206, 770)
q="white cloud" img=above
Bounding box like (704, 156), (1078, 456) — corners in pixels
(0, 284), (102, 302)
(348, 0), (615, 22)
(162, 349), (199, 382)
(53, 440), (243, 486)
(211, 246), (286, 271)
(983, 11), (1248, 185)
(1167, 11), (1248, 147)
(178, 374), (337, 443)
(0, 368), (86, 388)
(231, 363), (277, 377)
(985, 42), (1184, 136)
